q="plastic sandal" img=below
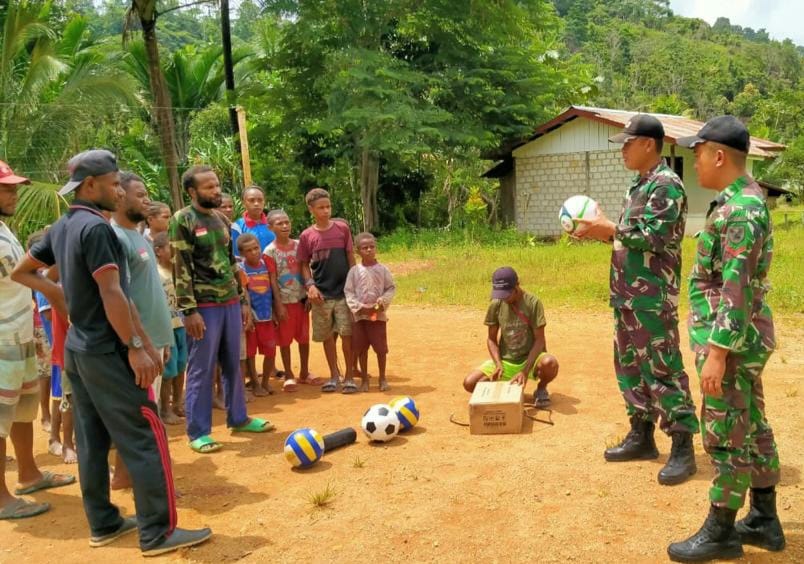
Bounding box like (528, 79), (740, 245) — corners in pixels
(189, 435), (223, 454)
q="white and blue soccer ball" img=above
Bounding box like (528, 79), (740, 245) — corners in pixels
(559, 195), (599, 234)
(361, 404), (400, 443)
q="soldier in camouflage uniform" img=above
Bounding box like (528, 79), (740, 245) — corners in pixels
(576, 115), (698, 485)
(668, 117), (785, 562)
(169, 165), (274, 454)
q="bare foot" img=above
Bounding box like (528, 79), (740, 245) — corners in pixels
(110, 472), (132, 491)
(245, 389), (255, 403)
(252, 385), (269, 397)
(63, 446), (78, 464)
(41, 418), (52, 433)
(379, 378), (390, 392)
(173, 404), (185, 417)
(213, 394), (225, 410)
(48, 439), (63, 458)
(360, 376), (370, 392)
(162, 410), (182, 425)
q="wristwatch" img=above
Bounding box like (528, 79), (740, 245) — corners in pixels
(128, 335), (144, 350)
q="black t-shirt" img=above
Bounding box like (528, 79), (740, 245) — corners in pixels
(30, 200), (129, 354)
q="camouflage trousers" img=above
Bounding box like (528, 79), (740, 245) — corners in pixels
(613, 308), (699, 434)
(696, 349), (780, 510)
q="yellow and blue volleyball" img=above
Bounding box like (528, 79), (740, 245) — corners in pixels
(389, 396), (419, 431)
(284, 427), (325, 468)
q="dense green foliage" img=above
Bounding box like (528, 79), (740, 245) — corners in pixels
(1, 0), (802, 242)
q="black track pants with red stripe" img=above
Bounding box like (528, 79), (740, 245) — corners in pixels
(65, 346), (177, 550)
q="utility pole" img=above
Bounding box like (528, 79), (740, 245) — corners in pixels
(220, 0), (238, 137)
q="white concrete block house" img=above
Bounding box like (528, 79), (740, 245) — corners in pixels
(485, 106), (786, 238)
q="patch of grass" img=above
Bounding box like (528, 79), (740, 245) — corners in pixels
(785, 388), (798, 398)
(380, 224), (804, 316)
(352, 456), (366, 468)
(307, 482), (337, 509)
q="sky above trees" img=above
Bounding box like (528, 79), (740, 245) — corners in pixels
(669, 0), (804, 45)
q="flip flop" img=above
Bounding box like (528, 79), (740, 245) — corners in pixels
(341, 381), (359, 394)
(0, 498), (50, 520)
(189, 435), (223, 454)
(14, 471), (75, 495)
(321, 379), (340, 393)
(298, 374), (326, 385)
(232, 417), (275, 433)
(283, 378), (299, 392)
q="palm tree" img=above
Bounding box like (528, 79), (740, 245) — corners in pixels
(124, 41), (253, 161)
(1, 2), (136, 241)
(125, 0), (183, 210)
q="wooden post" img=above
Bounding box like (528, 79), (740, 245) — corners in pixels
(236, 106), (252, 186)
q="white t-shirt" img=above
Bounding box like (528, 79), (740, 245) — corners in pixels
(0, 221), (33, 345)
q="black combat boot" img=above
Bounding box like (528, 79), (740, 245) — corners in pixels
(667, 505), (743, 562)
(658, 432), (697, 485)
(735, 487), (786, 551)
(604, 415), (659, 461)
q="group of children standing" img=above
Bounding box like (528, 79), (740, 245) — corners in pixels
(229, 187), (397, 398)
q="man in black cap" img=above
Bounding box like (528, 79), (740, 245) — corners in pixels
(463, 267), (559, 406)
(575, 114), (699, 485)
(12, 150), (212, 555)
(667, 116), (784, 561)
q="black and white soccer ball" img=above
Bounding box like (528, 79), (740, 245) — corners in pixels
(361, 403), (400, 443)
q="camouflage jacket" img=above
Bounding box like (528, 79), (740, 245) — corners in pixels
(688, 176), (774, 354)
(168, 206), (245, 311)
(610, 161), (687, 312)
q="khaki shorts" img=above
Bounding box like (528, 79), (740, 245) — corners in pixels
(311, 298), (352, 342)
(0, 341), (40, 438)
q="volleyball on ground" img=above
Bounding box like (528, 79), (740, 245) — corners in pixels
(284, 427), (325, 468)
(559, 195), (599, 234)
(389, 396), (420, 431)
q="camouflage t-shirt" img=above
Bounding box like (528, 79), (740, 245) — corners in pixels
(610, 161), (687, 312)
(484, 291), (546, 363)
(169, 206), (239, 311)
(688, 176), (774, 354)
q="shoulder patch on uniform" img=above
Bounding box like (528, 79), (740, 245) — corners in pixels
(724, 221), (749, 258)
(727, 223), (746, 246)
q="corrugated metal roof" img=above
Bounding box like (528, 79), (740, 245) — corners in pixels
(529, 106), (785, 159)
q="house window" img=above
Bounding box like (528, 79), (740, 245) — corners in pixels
(671, 156), (684, 180)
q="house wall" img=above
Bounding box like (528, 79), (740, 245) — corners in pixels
(511, 118), (757, 238)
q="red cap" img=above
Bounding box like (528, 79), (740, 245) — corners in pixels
(0, 161), (31, 185)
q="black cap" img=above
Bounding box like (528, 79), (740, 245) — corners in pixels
(491, 266), (518, 300)
(59, 149), (119, 196)
(677, 115), (750, 153)
(609, 114), (665, 143)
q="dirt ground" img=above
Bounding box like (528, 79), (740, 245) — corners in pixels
(2, 306), (803, 563)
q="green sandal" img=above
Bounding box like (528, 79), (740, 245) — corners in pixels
(189, 435), (223, 454)
(232, 417), (275, 433)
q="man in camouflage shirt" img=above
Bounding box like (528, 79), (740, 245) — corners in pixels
(576, 115), (698, 485)
(169, 165), (274, 454)
(668, 117), (784, 562)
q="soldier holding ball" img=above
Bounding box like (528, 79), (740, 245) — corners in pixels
(575, 115), (699, 485)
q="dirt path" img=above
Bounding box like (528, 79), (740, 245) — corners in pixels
(3, 306), (802, 563)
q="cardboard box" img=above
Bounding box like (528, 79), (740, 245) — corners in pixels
(469, 381), (523, 435)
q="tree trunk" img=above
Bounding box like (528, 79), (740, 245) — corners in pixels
(359, 147), (379, 232)
(140, 17), (183, 211)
